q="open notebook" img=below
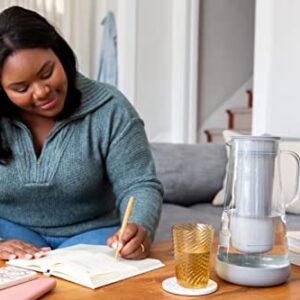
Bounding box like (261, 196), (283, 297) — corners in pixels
(7, 244), (165, 289)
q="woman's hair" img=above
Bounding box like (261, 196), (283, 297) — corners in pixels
(0, 6), (82, 164)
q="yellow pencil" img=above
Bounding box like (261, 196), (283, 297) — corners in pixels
(115, 196), (135, 259)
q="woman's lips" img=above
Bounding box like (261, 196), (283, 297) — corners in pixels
(38, 96), (58, 110)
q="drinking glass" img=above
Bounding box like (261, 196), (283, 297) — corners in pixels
(172, 223), (214, 288)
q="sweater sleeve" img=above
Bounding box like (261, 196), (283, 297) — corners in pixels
(103, 100), (163, 241)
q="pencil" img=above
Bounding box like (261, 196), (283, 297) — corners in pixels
(115, 196), (135, 259)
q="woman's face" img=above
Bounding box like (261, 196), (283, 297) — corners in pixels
(0, 48), (68, 122)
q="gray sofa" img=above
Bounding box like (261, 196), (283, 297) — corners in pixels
(151, 143), (300, 241)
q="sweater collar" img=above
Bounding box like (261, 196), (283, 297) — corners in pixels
(71, 73), (113, 119)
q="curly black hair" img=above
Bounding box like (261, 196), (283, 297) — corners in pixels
(0, 6), (82, 164)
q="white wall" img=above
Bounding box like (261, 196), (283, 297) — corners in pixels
(134, 0), (173, 141)
(87, 0), (175, 142)
(198, 0), (255, 128)
(63, 0), (105, 79)
(253, 0), (300, 138)
(134, 0), (200, 143)
(1, 1), (257, 143)
(199, 78), (252, 142)
(66, 0), (183, 143)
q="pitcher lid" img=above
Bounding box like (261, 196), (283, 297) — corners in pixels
(230, 135), (279, 154)
(230, 135), (280, 141)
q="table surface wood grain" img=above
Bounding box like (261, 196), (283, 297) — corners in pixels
(1, 239), (300, 300)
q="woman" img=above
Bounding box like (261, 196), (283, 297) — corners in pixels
(0, 6), (163, 260)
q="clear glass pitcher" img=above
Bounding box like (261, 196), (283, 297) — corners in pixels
(215, 135), (300, 286)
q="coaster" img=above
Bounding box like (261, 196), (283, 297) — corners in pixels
(162, 277), (218, 296)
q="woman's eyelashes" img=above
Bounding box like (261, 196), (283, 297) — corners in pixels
(11, 66), (54, 94)
(14, 85), (28, 93)
(40, 65), (54, 80)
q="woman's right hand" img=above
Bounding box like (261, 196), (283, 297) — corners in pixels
(0, 240), (51, 260)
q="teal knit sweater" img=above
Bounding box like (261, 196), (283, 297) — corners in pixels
(0, 74), (163, 239)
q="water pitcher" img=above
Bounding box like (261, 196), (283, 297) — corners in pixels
(215, 135), (300, 286)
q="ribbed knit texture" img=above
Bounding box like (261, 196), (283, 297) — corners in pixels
(0, 74), (163, 240)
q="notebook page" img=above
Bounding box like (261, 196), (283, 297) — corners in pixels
(50, 245), (164, 288)
(49, 249), (137, 276)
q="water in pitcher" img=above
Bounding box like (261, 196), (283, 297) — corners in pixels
(217, 209), (290, 269)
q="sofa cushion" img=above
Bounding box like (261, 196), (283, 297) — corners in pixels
(154, 203), (300, 241)
(155, 203), (223, 241)
(151, 143), (227, 206)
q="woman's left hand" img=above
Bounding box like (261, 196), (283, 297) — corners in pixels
(106, 223), (150, 259)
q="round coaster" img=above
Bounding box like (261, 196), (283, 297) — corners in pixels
(162, 277), (218, 296)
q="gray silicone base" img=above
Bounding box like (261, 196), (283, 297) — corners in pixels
(215, 258), (291, 287)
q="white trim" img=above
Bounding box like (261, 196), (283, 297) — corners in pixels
(171, 0), (199, 143)
(252, 0), (273, 135)
(117, 0), (137, 104)
(188, 0), (200, 143)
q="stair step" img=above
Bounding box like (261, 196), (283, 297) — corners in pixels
(204, 89), (253, 143)
(204, 128), (225, 143)
(227, 107), (252, 113)
(226, 107), (252, 130)
(204, 128), (251, 143)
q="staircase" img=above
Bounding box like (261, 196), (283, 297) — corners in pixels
(204, 90), (252, 143)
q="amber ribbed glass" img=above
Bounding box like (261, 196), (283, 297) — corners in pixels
(172, 223), (214, 288)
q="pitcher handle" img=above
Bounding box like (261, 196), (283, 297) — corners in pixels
(280, 150), (300, 208)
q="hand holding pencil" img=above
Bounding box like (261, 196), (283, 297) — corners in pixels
(115, 196), (135, 259)
(106, 196), (151, 260)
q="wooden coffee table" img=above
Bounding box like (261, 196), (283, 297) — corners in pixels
(1, 239), (300, 299)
